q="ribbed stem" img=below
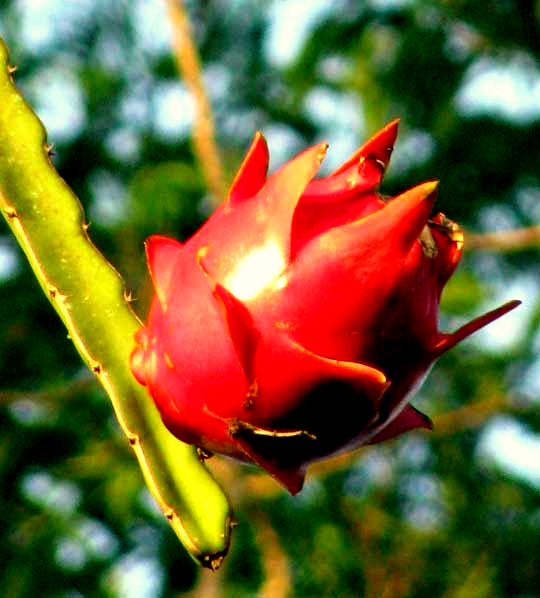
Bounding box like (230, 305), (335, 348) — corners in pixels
(0, 38), (232, 569)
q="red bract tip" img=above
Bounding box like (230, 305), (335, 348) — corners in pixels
(433, 299), (522, 357)
(227, 131), (269, 203)
(130, 121), (520, 494)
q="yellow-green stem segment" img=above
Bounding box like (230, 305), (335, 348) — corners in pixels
(0, 38), (232, 569)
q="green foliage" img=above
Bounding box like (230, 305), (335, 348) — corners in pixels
(0, 1), (538, 596)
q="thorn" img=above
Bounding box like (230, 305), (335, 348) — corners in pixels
(7, 64), (17, 75)
(46, 284), (67, 305)
(196, 447), (213, 461)
(45, 143), (56, 157)
(4, 206), (18, 219)
(123, 288), (133, 303)
(204, 554), (224, 571)
(90, 360), (103, 375)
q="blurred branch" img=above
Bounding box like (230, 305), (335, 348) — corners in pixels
(343, 502), (421, 598)
(203, 457), (291, 596)
(167, 0), (226, 206)
(255, 512), (292, 598)
(181, 569), (223, 598)
(465, 226), (540, 252)
(432, 394), (512, 436)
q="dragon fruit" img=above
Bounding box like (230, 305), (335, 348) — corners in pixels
(130, 120), (519, 494)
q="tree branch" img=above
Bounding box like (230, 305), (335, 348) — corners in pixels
(167, 0), (226, 205)
(465, 226), (540, 252)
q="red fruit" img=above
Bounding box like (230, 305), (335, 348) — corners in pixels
(130, 121), (520, 494)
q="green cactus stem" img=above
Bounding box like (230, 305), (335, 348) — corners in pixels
(0, 38), (232, 569)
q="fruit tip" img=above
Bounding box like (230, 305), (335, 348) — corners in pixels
(253, 130), (266, 142)
(310, 142), (328, 169)
(386, 117), (400, 133)
(421, 179), (439, 196)
(433, 298), (523, 357)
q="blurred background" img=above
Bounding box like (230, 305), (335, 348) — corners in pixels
(0, 0), (539, 596)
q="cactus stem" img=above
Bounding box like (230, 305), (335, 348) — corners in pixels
(0, 36), (232, 567)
